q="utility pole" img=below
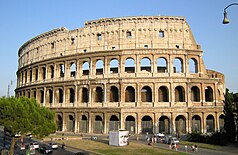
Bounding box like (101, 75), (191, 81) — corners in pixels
(7, 80), (13, 97)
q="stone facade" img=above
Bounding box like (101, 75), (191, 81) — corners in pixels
(16, 16), (225, 135)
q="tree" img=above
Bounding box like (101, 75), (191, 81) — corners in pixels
(0, 96), (56, 155)
(223, 89), (236, 142)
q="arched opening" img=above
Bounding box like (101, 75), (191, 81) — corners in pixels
(125, 116), (135, 134)
(59, 88), (63, 103)
(110, 59), (119, 74)
(96, 59), (104, 75)
(175, 115), (186, 135)
(205, 86), (213, 102)
(42, 67), (46, 80)
(191, 86), (200, 102)
(69, 88), (75, 103)
(95, 87), (103, 102)
(189, 58), (198, 73)
(141, 115), (153, 134)
(125, 86), (135, 102)
(67, 115), (74, 132)
(192, 115), (201, 133)
(59, 64), (65, 77)
(110, 86), (119, 102)
(140, 57), (151, 72)
(125, 58), (135, 73)
(141, 86), (152, 102)
(157, 57), (168, 73)
(219, 114), (225, 132)
(40, 90), (44, 103)
(206, 115), (215, 132)
(82, 61), (89, 75)
(158, 86), (169, 102)
(175, 86), (185, 102)
(56, 114), (63, 131)
(109, 115), (119, 131)
(48, 89), (53, 104)
(50, 65), (54, 78)
(81, 87), (89, 103)
(173, 58), (183, 73)
(70, 62), (76, 77)
(94, 115), (103, 133)
(159, 116), (170, 134)
(79, 115), (88, 133)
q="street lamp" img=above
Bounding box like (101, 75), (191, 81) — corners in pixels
(223, 3), (238, 24)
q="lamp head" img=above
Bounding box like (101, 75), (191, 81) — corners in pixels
(223, 11), (230, 24)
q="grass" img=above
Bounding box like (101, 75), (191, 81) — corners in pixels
(179, 140), (219, 150)
(58, 139), (186, 155)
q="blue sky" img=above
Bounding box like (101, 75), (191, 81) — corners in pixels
(0, 0), (237, 97)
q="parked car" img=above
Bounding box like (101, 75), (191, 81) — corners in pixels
(48, 142), (58, 149)
(170, 137), (179, 144)
(31, 142), (39, 149)
(39, 145), (53, 154)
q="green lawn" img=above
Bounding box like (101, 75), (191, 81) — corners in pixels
(59, 139), (186, 155)
(179, 140), (219, 150)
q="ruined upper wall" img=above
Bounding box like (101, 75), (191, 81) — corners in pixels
(18, 16), (200, 68)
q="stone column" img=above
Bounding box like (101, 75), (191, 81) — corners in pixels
(137, 113), (141, 134)
(171, 112), (175, 134)
(74, 113), (78, 133)
(202, 112), (207, 133)
(88, 113), (92, 133)
(104, 113), (107, 134)
(104, 83), (107, 103)
(187, 112), (192, 133)
(74, 85), (78, 106)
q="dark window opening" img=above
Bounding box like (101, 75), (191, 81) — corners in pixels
(191, 86), (200, 102)
(159, 31), (164, 38)
(82, 88), (89, 103)
(205, 87), (213, 102)
(50, 65), (54, 78)
(125, 86), (135, 102)
(35, 68), (38, 81)
(126, 31), (132, 38)
(49, 89), (53, 103)
(42, 67), (46, 80)
(110, 86), (119, 102)
(141, 86), (152, 102)
(30, 70), (32, 82)
(59, 89), (63, 103)
(95, 87), (103, 102)
(69, 88), (75, 103)
(97, 33), (102, 40)
(158, 86), (169, 102)
(71, 37), (75, 44)
(175, 86), (185, 102)
(40, 90), (44, 103)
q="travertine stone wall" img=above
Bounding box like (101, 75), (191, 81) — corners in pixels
(16, 16), (225, 135)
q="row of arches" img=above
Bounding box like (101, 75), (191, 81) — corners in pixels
(30, 86), (214, 104)
(56, 113), (225, 134)
(28, 85), (215, 104)
(18, 56), (199, 86)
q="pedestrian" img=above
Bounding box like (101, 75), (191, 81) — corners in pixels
(154, 136), (157, 143)
(62, 142), (65, 149)
(174, 143), (177, 151)
(195, 145), (198, 152)
(191, 145), (195, 152)
(184, 145), (188, 152)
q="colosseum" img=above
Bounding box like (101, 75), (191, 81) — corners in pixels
(16, 16), (225, 135)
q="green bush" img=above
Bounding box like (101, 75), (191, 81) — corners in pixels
(187, 132), (227, 146)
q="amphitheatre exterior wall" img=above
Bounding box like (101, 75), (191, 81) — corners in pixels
(16, 16), (225, 135)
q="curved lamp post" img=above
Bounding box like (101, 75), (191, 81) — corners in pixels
(223, 3), (238, 24)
